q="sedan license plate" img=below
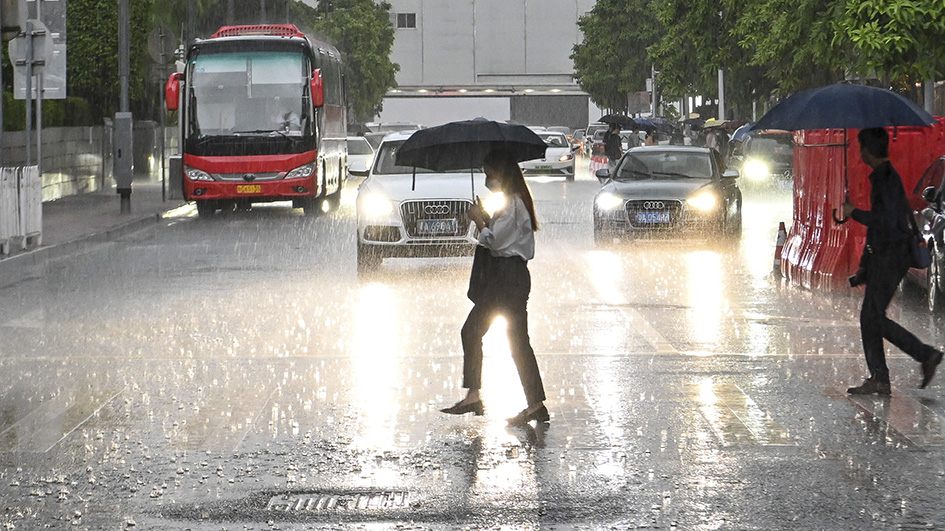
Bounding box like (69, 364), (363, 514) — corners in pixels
(636, 211), (671, 224)
(418, 218), (457, 235)
(236, 184), (262, 194)
(534, 165), (553, 170)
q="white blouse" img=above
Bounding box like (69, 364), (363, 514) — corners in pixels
(477, 194), (535, 261)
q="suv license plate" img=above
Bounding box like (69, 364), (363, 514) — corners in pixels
(636, 211), (670, 224)
(418, 219), (457, 235)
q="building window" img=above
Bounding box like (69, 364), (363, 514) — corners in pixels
(396, 13), (416, 29)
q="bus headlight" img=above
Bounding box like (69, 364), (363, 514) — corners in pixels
(184, 166), (213, 181)
(595, 192), (624, 210)
(686, 191), (719, 212)
(743, 159), (770, 181)
(360, 193), (394, 217)
(286, 163), (316, 179)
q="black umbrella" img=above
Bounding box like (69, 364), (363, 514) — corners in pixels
(749, 82), (934, 132)
(395, 118), (547, 197)
(599, 114), (636, 127)
(749, 82), (935, 224)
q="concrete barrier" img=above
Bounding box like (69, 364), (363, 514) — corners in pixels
(0, 165), (42, 255)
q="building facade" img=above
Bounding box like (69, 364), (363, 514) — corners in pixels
(376, 0), (600, 129)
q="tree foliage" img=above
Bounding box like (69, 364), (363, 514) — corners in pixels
(573, 0), (945, 117)
(570, 0), (660, 113)
(67, 0), (154, 120)
(309, 0), (399, 123)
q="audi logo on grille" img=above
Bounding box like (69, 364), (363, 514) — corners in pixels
(642, 201), (665, 209)
(424, 205), (451, 215)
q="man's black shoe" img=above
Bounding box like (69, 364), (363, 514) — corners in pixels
(847, 378), (891, 396)
(921, 349), (943, 389)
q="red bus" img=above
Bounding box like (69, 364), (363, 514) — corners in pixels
(165, 24), (347, 217)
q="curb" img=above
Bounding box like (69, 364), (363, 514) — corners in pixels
(0, 212), (162, 284)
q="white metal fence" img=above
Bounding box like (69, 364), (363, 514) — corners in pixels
(0, 166), (42, 255)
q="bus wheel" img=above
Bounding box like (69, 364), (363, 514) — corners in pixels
(196, 201), (215, 218)
(300, 196), (323, 216)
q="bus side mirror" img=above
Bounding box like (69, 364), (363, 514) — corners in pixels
(311, 69), (325, 108)
(165, 73), (182, 111)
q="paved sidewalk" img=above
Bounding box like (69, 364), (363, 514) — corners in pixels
(0, 180), (186, 279)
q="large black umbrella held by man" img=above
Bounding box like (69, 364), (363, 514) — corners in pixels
(749, 82), (936, 223)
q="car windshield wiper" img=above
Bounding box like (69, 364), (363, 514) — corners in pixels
(615, 169), (652, 180)
(652, 171), (696, 179)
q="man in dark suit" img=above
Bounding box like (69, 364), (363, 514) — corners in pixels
(842, 127), (943, 395)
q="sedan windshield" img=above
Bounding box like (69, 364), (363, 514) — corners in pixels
(614, 151), (713, 181)
(537, 133), (568, 147)
(373, 141), (474, 175)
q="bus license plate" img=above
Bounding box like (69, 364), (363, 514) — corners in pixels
(636, 211), (671, 224)
(418, 219), (457, 235)
(236, 184), (262, 194)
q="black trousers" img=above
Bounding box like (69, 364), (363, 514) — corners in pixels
(461, 257), (546, 406)
(861, 246), (935, 384)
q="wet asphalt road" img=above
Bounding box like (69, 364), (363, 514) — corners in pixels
(2, 158), (945, 530)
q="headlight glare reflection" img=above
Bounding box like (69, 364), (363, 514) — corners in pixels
(360, 193), (394, 217)
(596, 192), (624, 210)
(686, 191), (719, 212)
(744, 159), (770, 181)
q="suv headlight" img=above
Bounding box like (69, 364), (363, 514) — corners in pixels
(359, 192), (394, 217)
(686, 191), (719, 212)
(595, 192), (624, 210)
(286, 163), (316, 179)
(184, 166), (213, 181)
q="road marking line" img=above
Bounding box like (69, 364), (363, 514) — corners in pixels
(686, 381), (795, 447)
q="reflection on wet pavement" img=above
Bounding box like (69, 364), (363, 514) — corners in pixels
(1, 176), (944, 528)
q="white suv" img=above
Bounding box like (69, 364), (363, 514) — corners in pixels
(355, 131), (490, 273)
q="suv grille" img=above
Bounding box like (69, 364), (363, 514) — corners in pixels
(401, 200), (472, 238)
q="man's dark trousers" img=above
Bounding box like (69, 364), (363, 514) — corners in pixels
(861, 242), (936, 384)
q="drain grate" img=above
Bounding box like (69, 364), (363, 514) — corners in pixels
(266, 491), (409, 512)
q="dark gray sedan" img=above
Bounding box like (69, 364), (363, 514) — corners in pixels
(593, 146), (742, 244)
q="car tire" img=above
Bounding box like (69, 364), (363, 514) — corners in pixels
(928, 251), (944, 313)
(357, 241), (382, 275)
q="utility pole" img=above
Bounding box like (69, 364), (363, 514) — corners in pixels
(926, 78), (935, 115)
(114, 0), (133, 213)
(718, 69), (725, 121)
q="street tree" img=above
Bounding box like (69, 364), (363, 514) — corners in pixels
(309, 0), (399, 123)
(571, 0), (661, 113)
(67, 0), (155, 119)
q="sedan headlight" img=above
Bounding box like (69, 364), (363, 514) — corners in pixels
(743, 159), (770, 181)
(558, 153), (573, 163)
(686, 191), (719, 212)
(359, 193), (394, 217)
(286, 163), (316, 179)
(184, 166), (213, 181)
(595, 192), (624, 210)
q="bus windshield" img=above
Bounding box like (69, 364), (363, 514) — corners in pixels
(188, 51), (309, 139)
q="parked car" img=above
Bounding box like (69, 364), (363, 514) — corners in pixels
(519, 130), (575, 180)
(593, 146), (742, 244)
(731, 130), (794, 187)
(355, 131), (491, 273)
(346, 136), (376, 178)
(907, 156), (945, 311)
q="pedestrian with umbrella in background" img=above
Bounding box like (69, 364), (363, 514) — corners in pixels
(750, 82), (942, 395)
(396, 119), (550, 425)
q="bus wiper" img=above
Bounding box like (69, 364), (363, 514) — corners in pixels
(232, 129), (291, 137)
